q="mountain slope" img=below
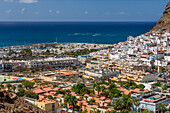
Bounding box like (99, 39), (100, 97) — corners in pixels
(0, 89), (47, 113)
(151, 2), (170, 32)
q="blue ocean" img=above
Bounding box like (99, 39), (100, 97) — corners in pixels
(0, 22), (156, 47)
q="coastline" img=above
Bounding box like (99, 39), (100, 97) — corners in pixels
(0, 21), (156, 47)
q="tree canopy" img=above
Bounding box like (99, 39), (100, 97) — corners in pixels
(72, 83), (90, 95)
(21, 81), (35, 90)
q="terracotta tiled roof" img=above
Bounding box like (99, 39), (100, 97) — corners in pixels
(36, 86), (43, 89)
(33, 89), (45, 94)
(38, 99), (56, 104)
(107, 107), (115, 111)
(118, 87), (130, 95)
(71, 91), (77, 96)
(84, 94), (89, 97)
(49, 91), (56, 94)
(130, 88), (148, 93)
(104, 99), (111, 103)
(100, 96), (106, 100)
(43, 93), (54, 96)
(52, 87), (60, 91)
(82, 101), (88, 106)
(43, 87), (53, 92)
(91, 105), (98, 109)
(55, 94), (64, 98)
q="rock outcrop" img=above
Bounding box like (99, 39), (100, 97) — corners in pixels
(0, 89), (47, 113)
(151, 2), (170, 32)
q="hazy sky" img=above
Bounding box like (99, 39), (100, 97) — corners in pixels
(0, 0), (169, 21)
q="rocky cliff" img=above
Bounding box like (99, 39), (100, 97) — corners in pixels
(0, 89), (47, 113)
(151, 2), (170, 32)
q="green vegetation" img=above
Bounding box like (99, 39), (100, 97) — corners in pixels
(152, 81), (161, 88)
(123, 81), (138, 90)
(44, 49), (51, 55)
(71, 66), (77, 70)
(53, 84), (58, 88)
(93, 82), (122, 99)
(45, 95), (54, 100)
(113, 96), (140, 113)
(16, 88), (25, 97)
(138, 84), (145, 90)
(16, 88), (38, 99)
(109, 87), (121, 99)
(56, 89), (66, 95)
(0, 83), (4, 88)
(122, 81), (145, 90)
(158, 103), (166, 113)
(64, 48), (98, 57)
(106, 110), (117, 113)
(7, 83), (12, 91)
(141, 110), (153, 113)
(20, 49), (32, 56)
(64, 93), (77, 110)
(162, 85), (167, 90)
(72, 83), (90, 95)
(21, 81), (35, 90)
(88, 99), (95, 104)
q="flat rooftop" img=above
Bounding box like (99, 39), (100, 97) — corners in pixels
(142, 93), (167, 103)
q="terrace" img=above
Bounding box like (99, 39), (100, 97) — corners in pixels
(142, 93), (167, 103)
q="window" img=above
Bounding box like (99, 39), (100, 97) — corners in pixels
(52, 103), (55, 111)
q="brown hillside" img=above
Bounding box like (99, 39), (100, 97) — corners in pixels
(151, 2), (170, 32)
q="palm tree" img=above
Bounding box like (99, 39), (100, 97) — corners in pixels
(102, 89), (109, 98)
(0, 83), (4, 89)
(96, 85), (101, 95)
(12, 86), (16, 93)
(64, 94), (77, 111)
(126, 97), (132, 111)
(134, 100), (140, 113)
(131, 97), (138, 111)
(18, 84), (23, 89)
(101, 86), (105, 92)
(114, 99), (123, 110)
(7, 83), (12, 91)
(92, 83), (97, 89)
(108, 82), (116, 91)
(158, 103), (166, 113)
(69, 96), (77, 111)
(64, 94), (71, 108)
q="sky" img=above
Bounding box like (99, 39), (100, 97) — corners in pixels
(0, 0), (169, 21)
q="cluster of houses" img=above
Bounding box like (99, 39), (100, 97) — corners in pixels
(0, 42), (111, 72)
(78, 32), (170, 82)
(0, 43), (109, 58)
(31, 83), (170, 113)
(0, 31), (169, 113)
(0, 57), (79, 72)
